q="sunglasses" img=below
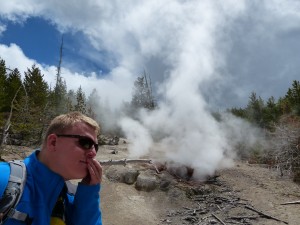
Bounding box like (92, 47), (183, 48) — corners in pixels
(56, 134), (99, 152)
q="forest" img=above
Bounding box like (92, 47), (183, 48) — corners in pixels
(0, 56), (155, 146)
(0, 55), (299, 181)
(228, 80), (300, 181)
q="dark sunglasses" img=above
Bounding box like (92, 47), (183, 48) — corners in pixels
(56, 134), (99, 152)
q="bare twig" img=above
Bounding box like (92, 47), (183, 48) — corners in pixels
(281, 200), (300, 205)
(211, 213), (226, 225)
(229, 216), (258, 220)
(245, 205), (288, 224)
(99, 159), (152, 166)
(151, 163), (161, 174)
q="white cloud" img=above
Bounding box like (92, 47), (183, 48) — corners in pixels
(0, 43), (37, 73)
(0, 43), (133, 109)
(0, 0), (41, 21)
(0, 23), (6, 35)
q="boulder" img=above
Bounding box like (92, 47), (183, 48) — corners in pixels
(123, 169), (139, 184)
(135, 172), (158, 192)
(105, 166), (139, 184)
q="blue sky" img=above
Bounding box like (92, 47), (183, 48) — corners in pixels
(0, 17), (109, 74)
(1, 0), (300, 110)
(0, 17), (61, 65)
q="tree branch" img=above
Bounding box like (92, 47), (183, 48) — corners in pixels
(99, 158), (152, 166)
(281, 200), (300, 205)
(245, 205), (288, 224)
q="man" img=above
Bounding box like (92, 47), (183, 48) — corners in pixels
(1, 111), (102, 225)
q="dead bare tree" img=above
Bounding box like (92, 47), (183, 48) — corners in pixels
(0, 83), (28, 158)
(270, 115), (300, 180)
(38, 36), (65, 144)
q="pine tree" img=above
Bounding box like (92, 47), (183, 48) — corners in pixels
(131, 71), (156, 110)
(50, 70), (67, 114)
(66, 89), (76, 112)
(20, 65), (50, 143)
(278, 97), (291, 115)
(86, 88), (101, 119)
(245, 92), (265, 127)
(285, 80), (300, 115)
(0, 58), (7, 112)
(262, 96), (280, 130)
(23, 64), (49, 109)
(74, 86), (86, 114)
(229, 107), (247, 119)
(4, 68), (24, 112)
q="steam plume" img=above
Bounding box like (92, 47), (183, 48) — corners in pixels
(120, 1), (246, 178)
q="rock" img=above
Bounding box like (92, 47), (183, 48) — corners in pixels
(159, 173), (174, 191)
(123, 169), (139, 185)
(105, 167), (139, 185)
(111, 149), (118, 154)
(160, 179), (171, 191)
(186, 184), (212, 198)
(135, 172), (158, 192)
(108, 136), (119, 145)
(105, 166), (125, 182)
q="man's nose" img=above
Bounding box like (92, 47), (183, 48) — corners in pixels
(86, 148), (97, 158)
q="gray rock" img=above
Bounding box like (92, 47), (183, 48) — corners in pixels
(135, 173), (158, 192)
(105, 167), (139, 185)
(123, 169), (139, 184)
(105, 166), (125, 182)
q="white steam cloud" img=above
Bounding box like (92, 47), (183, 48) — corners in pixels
(118, 1), (247, 178)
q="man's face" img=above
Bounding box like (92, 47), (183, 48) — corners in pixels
(53, 122), (98, 180)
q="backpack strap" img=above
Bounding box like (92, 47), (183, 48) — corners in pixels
(8, 160), (26, 206)
(0, 160), (32, 225)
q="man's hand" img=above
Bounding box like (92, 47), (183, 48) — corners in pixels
(81, 159), (102, 185)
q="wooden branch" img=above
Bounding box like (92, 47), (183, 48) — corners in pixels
(1, 86), (21, 147)
(211, 213), (226, 225)
(1, 82), (28, 150)
(229, 216), (258, 220)
(281, 200), (300, 205)
(245, 205), (288, 224)
(99, 159), (152, 166)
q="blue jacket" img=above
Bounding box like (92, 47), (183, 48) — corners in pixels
(1, 151), (102, 225)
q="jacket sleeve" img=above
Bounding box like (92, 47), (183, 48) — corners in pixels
(64, 184), (102, 225)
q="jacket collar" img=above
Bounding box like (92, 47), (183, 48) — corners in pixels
(24, 150), (65, 207)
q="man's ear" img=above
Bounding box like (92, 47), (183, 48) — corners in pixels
(47, 134), (57, 151)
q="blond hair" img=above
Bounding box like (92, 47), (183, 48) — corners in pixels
(43, 111), (100, 144)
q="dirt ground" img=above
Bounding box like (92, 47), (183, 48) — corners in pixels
(2, 141), (300, 225)
(219, 163), (300, 225)
(97, 139), (300, 225)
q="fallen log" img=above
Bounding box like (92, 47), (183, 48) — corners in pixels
(245, 205), (288, 224)
(99, 158), (152, 166)
(281, 200), (300, 205)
